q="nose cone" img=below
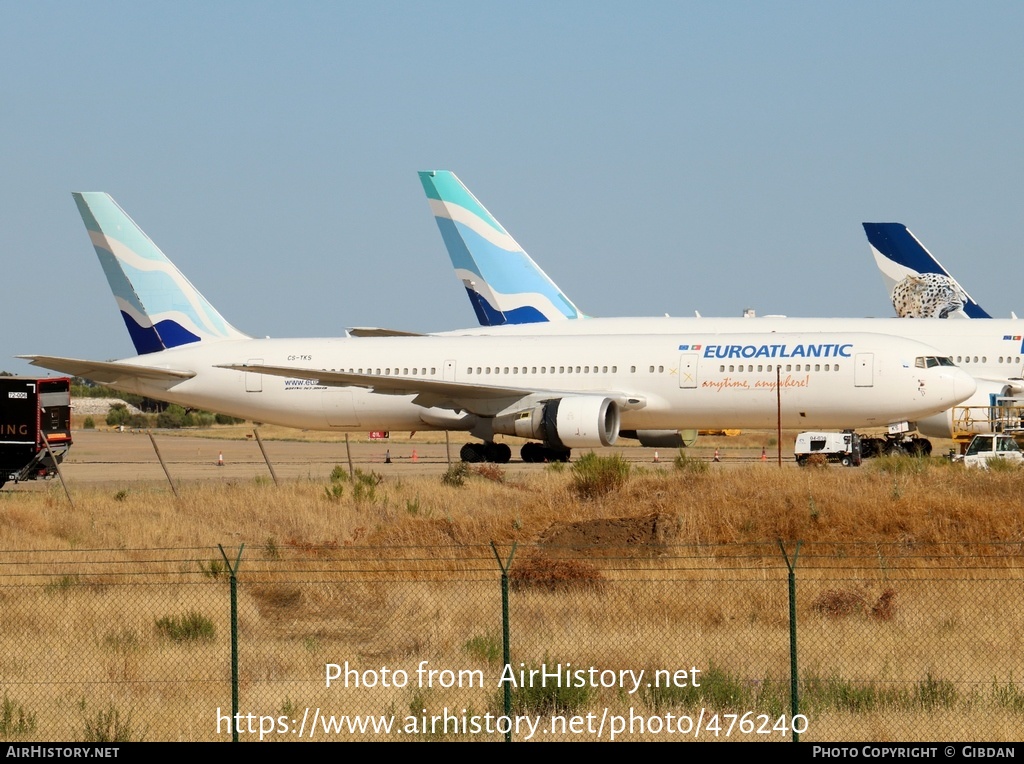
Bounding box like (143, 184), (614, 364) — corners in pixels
(947, 367), (977, 405)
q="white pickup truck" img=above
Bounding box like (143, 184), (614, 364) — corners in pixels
(962, 434), (1024, 468)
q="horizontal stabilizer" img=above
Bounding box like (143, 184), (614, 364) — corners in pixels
(346, 327), (426, 338)
(18, 355), (196, 385)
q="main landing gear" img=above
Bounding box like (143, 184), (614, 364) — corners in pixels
(519, 442), (571, 463)
(460, 442), (512, 464)
(459, 442), (572, 463)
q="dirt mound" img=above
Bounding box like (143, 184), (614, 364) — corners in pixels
(537, 512), (677, 552)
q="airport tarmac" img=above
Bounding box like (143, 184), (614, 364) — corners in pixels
(8, 430), (789, 490)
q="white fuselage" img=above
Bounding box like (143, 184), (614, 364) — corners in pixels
(105, 330), (974, 437)
(440, 316), (1024, 438)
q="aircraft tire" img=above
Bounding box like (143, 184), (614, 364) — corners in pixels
(460, 443), (484, 463)
(485, 442), (511, 464)
(909, 438), (932, 457)
(521, 443), (539, 463)
(884, 441), (907, 457)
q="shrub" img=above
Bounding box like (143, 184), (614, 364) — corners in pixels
(83, 417), (95, 430)
(156, 404), (187, 429)
(464, 632), (502, 664)
(352, 469), (382, 503)
(442, 462), (469, 487)
(811, 588), (866, 618)
(155, 611), (215, 643)
(811, 587), (898, 621)
(82, 704), (141, 742)
(471, 463), (505, 483)
(674, 450), (709, 474)
(570, 452), (630, 499)
(105, 403), (131, 427)
(916, 673), (957, 710)
(0, 694), (36, 736)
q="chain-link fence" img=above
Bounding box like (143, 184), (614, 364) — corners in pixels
(1, 541), (1021, 741)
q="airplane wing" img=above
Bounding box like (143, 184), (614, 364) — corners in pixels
(346, 327), (426, 338)
(216, 363), (646, 414)
(18, 355), (196, 385)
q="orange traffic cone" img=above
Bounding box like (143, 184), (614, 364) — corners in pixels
(217, 451), (224, 467)
(653, 451), (660, 463)
(714, 448), (721, 462)
(761, 447), (767, 462)
(411, 449), (418, 463)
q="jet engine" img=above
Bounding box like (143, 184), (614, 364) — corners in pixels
(916, 380), (1021, 439)
(492, 396), (620, 449)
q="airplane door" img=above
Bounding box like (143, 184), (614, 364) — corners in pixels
(246, 358), (263, 393)
(679, 353), (698, 388)
(854, 353), (874, 387)
(443, 359), (457, 381)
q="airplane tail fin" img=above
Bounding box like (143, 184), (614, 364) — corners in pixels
(418, 170), (583, 325)
(863, 222), (990, 319)
(73, 192), (250, 354)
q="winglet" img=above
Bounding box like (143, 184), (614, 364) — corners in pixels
(73, 192), (250, 354)
(863, 222), (991, 319)
(418, 171), (583, 325)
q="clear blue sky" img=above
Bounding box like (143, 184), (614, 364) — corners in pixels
(3, 1), (1023, 375)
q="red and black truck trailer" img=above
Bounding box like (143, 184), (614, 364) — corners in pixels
(0, 377), (72, 488)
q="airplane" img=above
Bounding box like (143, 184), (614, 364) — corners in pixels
(419, 171), (1024, 447)
(863, 222), (991, 319)
(19, 192), (975, 464)
(420, 169), (701, 448)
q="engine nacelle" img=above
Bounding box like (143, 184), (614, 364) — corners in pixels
(492, 396), (620, 448)
(917, 380), (1021, 439)
(1003, 379), (1024, 397)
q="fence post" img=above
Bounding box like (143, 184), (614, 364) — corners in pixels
(147, 431), (179, 498)
(778, 539), (802, 743)
(219, 543), (245, 742)
(253, 428), (280, 486)
(491, 541), (517, 742)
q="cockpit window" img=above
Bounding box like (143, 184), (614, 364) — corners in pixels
(915, 356), (957, 369)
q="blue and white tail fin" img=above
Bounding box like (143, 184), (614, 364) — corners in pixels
(863, 222), (990, 319)
(73, 192), (250, 354)
(418, 171), (584, 325)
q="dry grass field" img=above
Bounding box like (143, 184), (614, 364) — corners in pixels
(1, 427), (1021, 742)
